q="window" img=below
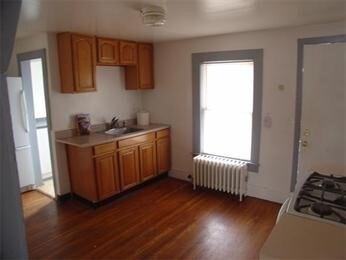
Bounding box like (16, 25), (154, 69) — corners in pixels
(192, 49), (263, 172)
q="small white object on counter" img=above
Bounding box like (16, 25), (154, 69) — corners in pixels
(137, 111), (150, 126)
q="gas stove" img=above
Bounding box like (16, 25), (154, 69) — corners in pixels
(290, 172), (346, 225)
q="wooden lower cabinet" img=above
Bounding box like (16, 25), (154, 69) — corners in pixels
(139, 142), (157, 181)
(67, 145), (119, 203)
(118, 147), (140, 191)
(156, 137), (170, 174)
(66, 129), (171, 203)
(95, 153), (120, 200)
(67, 145), (98, 202)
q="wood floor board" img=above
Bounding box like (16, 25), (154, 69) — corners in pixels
(22, 177), (280, 259)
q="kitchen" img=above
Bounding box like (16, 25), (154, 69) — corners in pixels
(1, 0), (345, 259)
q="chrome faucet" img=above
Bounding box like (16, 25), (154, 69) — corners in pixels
(110, 116), (119, 129)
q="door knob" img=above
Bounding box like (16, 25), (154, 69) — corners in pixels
(301, 140), (309, 147)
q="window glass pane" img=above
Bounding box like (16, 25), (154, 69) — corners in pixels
(201, 61), (254, 160)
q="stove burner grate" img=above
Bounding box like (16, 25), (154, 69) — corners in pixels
(321, 179), (336, 190)
(334, 196), (346, 207)
(311, 202), (333, 216)
(294, 172), (346, 225)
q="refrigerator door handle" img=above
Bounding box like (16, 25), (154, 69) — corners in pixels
(20, 89), (30, 133)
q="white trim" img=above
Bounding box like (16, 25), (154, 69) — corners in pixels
(169, 168), (289, 203)
(247, 184), (290, 203)
(20, 184), (37, 193)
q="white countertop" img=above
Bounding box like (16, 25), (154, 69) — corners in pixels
(260, 213), (346, 260)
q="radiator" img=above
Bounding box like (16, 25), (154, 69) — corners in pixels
(193, 154), (248, 201)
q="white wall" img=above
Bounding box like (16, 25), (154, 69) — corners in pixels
(142, 21), (346, 203)
(8, 33), (49, 77)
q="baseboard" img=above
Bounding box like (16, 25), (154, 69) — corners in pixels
(169, 168), (287, 204)
(168, 169), (191, 182)
(56, 173), (169, 206)
(20, 184), (37, 193)
(56, 193), (72, 203)
(247, 184), (288, 204)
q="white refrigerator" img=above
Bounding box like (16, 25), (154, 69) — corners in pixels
(7, 77), (41, 190)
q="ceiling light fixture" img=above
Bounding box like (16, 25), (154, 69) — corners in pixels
(141, 6), (166, 27)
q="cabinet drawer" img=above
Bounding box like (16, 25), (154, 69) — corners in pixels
(118, 133), (155, 148)
(94, 142), (116, 156)
(156, 129), (170, 139)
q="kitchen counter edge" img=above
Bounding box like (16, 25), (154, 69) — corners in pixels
(55, 124), (170, 148)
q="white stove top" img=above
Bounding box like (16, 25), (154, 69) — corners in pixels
(287, 172), (346, 226)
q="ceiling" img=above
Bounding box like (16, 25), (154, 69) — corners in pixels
(17, 0), (346, 42)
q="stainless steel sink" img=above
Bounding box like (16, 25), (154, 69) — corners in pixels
(104, 127), (143, 136)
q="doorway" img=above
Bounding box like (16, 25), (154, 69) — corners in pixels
(17, 49), (55, 198)
(291, 35), (346, 191)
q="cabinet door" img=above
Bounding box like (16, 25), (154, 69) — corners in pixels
(95, 153), (120, 200)
(119, 41), (137, 65)
(139, 142), (157, 181)
(138, 43), (154, 89)
(67, 146), (98, 202)
(97, 38), (119, 65)
(118, 147), (140, 190)
(156, 137), (170, 174)
(72, 34), (96, 92)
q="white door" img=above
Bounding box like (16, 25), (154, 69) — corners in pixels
(298, 42), (346, 181)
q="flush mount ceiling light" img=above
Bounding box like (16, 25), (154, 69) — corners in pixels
(141, 6), (166, 27)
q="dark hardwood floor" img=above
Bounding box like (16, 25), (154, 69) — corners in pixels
(22, 177), (280, 259)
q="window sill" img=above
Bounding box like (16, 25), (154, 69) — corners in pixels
(246, 162), (259, 173)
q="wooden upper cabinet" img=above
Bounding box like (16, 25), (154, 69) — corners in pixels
(138, 43), (154, 89)
(97, 38), (119, 65)
(125, 43), (154, 90)
(95, 153), (120, 200)
(72, 34), (96, 92)
(139, 142), (157, 181)
(119, 41), (137, 65)
(57, 32), (154, 92)
(57, 33), (96, 93)
(118, 147), (140, 191)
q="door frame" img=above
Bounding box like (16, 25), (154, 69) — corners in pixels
(17, 49), (56, 197)
(290, 34), (346, 191)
